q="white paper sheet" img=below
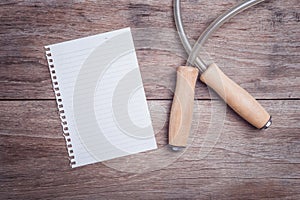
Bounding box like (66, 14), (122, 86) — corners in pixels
(45, 28), (157, 168)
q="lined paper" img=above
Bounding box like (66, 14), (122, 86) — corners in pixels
(45, 28), (157, 168)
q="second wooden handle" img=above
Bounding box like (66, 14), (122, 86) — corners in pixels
(169, 66), (199, 147)
(200, 63), (271, 129)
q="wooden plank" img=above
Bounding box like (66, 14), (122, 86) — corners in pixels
(0, 0), (299, 99)
(0, 100), (61, 138)
(0, 100), (299, 199)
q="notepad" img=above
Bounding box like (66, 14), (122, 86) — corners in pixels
(45, 28), (157, 168)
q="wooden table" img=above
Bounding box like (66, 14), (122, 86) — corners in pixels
(1, 0), (299, 199)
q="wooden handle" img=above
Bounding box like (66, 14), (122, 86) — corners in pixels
(169, 66), (199, 147)
(200, 63), (271, 129)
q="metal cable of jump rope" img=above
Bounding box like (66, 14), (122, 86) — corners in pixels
(174, 0), (265, 72)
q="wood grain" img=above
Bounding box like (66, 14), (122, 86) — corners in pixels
(0, 0), (299, 99)
(0, 0), (299, 199)
(0, 100), (299, 199)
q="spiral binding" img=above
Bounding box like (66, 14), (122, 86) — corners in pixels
(45, 46), (76, 167)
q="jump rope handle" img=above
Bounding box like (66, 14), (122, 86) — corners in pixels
(200, 63), (271, 129)
(169, 66), (199, 148)
(169, 64), (271, 148)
